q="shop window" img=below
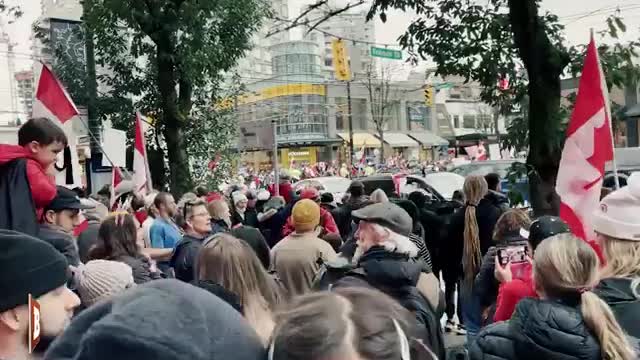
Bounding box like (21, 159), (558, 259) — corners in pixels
(463, 115), (476, 128)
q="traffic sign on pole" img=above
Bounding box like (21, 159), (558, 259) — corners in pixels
(370, 46), (402, 60)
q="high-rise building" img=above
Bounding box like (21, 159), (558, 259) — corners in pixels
(304, 9), (376, 78)
(233, 0), (291, 81)
(15, 71), (34, 117)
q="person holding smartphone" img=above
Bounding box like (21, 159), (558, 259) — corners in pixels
(493, 216), (570, 322)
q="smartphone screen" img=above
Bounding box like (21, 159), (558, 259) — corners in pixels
(497, 245), (527, 265)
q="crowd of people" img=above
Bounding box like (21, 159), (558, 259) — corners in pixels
(1, 117), (640, 360)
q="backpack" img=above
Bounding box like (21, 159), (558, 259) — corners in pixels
(312, 257), (355, 291)
(336, 267), (446, 360)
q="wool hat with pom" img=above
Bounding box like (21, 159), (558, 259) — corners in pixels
(593, 172), (640, 241)
(75, 260), (136, 307)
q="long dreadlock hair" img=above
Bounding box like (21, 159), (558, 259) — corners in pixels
(462, 175), (488, 286)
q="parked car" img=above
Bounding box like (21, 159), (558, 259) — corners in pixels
(293, 176), (352, 202)
(419, 172), (465, 201)
(450, 159), (529, 203)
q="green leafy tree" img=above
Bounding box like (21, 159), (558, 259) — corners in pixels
(282, 1), (640, 215)
(42, 0), (267, 195)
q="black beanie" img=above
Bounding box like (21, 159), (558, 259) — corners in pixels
(0, 229), (68, 312)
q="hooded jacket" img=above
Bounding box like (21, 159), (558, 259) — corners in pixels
(38, 224), (81, 266)
(0, 144), (57, 213)
(595, 277), (640, 338)
(43, 279), (266, 360)
(469, 298), (602, 360)
(334, 247), (445, 359)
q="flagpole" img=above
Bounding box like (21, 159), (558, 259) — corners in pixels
(592, 28), (621, 189)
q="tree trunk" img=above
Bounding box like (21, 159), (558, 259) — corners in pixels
(508, 0), (569, 216)
(156, 42), (193, 197)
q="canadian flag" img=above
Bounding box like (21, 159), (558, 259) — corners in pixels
(32, 63), (82, 188)
(133, 112), (152, 195)
(110, 166), (123, 209)
(557, 36), (615, 242)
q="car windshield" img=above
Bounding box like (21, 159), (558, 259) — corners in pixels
(296, 178), (351, 193)
(451, 161), (517, 178)
(422, 173), (465, 200)
(320, 178), (352, 193)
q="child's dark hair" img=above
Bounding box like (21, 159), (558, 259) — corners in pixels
(18, 118), (68, 147)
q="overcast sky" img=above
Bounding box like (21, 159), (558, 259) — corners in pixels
(5, 0), (640, 73)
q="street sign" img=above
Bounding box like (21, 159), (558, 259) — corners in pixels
(332, 39), (352, 81)
(370, 46), (402, 60)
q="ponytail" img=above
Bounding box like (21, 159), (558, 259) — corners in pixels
(581, 291), (636, 360)
(461, 175), (488, 286)
(463, 205), (481, 284)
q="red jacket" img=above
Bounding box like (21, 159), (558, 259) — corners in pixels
(282, 207), (339, 237)
(494, 268), (537, 322)
(0, 144), (57, 214)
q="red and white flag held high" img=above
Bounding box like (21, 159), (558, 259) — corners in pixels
(32, 63), (82, 188)
(110, 166), (123, 209)
(133, 112), (152, 195)
(557, 35), (616, 242)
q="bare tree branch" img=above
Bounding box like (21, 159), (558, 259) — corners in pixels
(265, 0), (366, 38)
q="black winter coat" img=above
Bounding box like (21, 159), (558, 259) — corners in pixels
(442, 198), (501, 280)
(485, 190), (510, 213)
(113, 254), (163, 284)
(334, 247), (445, 360)
(0, 159), (38, 236)
(469, 298), (602, 360)
(333, 195), (370, 239)
(595, 277), (640, 338)
(171, 234), (206, 283)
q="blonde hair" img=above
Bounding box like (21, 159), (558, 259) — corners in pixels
(599, 234), (640, 279)
(370, 189), (389, 203)
(493, 209), (531, 242)
(207, 199), (231, 225)
(534, 233), (636, 360)
(198, 235), (279, 344)
(462, 175), (488, 284)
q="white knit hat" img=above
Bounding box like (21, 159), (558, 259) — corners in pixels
(593, 172), (640, 241)
(232, 191), (248, 205)
(75, 260), (136, 307)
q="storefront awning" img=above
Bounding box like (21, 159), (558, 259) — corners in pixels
(337, 132), (381, 147)
(408, 131), (449, 147)
(378, 132), (419, 147)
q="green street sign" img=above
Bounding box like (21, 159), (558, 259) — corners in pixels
(370, 46), (402, 60)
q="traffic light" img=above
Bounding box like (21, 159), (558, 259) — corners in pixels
(424, 87), (434, 106)
(332, 39), (352, 81)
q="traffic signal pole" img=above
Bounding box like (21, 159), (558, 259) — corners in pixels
(347, 80), (354, 172)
